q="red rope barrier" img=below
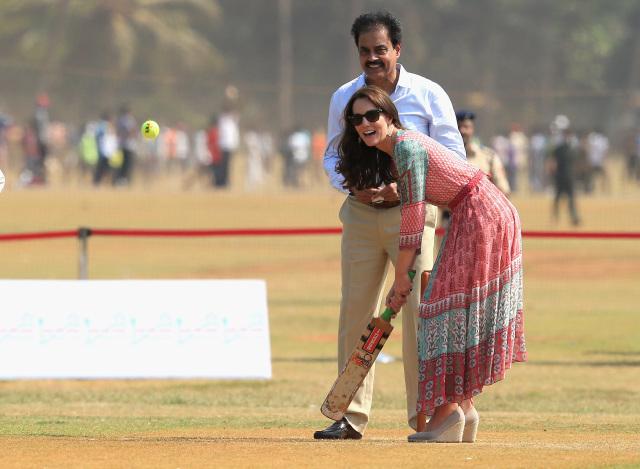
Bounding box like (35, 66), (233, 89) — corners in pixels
(522, 231), (640, 239)
(0, 227), (639, 241)
(0, 230), (78, 241)
(90, 227), (343, 237)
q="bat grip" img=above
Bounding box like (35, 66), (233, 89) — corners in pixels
(380, 269), (416, 322)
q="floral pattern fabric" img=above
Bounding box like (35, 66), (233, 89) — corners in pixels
(393, 130), (527, 414)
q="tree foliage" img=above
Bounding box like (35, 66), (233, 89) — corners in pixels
(0, 0), (639, 139)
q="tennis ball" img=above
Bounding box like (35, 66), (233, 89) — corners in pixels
(141, 120), (160, 139)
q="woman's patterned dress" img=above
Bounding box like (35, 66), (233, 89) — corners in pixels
(393, 129), (527, 415)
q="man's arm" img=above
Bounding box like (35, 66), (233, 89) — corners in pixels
(323, 92), (350, 194)
(426, 85), (466, 160)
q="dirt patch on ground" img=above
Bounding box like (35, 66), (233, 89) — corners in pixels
(3, 429), (639, 469)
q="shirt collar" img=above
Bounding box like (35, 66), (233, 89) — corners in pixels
(395, 64), (410, 90)
(358, 64), (408, 94)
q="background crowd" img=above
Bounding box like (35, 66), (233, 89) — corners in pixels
(1, 94), (640, 197)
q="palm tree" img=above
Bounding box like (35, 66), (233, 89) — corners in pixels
(0, 0), (223, 118)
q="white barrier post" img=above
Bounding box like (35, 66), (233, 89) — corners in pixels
(78, 227), (91, 280)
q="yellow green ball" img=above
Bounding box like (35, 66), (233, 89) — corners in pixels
(141, 120), (160, 139)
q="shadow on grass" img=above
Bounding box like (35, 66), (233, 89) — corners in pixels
(529, 360), (640, 367)
(272, 357), (335, 363)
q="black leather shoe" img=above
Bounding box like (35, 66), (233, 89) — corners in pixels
(314, 418), (362, 440)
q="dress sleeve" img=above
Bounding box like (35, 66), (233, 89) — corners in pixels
(396, 138), (428, 253)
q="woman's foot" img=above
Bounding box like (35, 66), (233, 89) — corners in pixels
(462, 406), (479, 443)
(408, 407), (464, 443)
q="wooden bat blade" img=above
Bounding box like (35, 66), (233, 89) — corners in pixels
(320, 317), (393, 421)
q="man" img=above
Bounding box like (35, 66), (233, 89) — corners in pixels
(436, 110), (510, 250)
(316, 9), (465, 440)
(551, 117), (580, 226)
(115, 103), (138, 186)
(93, 110), (118, 186)
(456, 110), (510, 197)
(217, 103), (239, 188)
(585, 128), (610, 194)
(33, 93), (51, 184)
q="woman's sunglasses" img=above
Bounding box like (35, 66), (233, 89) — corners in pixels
(347, 109), (383, 126)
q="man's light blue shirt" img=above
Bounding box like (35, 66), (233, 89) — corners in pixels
(323, 64), (466, 194)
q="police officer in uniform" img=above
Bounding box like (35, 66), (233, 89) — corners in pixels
(456, 110), (511, 196)
(436, 111), (510, 250)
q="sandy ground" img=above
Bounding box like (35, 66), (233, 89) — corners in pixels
(3, 427), (640, 469)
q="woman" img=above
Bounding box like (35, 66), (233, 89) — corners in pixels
(336, 86), (527, 443)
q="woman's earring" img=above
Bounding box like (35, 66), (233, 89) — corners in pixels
(387, 125), (393, 137)
(358, 137), (362, 143)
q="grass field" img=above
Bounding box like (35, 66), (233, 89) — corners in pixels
(1, 159), (640, 468)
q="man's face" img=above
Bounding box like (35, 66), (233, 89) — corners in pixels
(357, 27), (401, 86)
(458, 119), (475, 146)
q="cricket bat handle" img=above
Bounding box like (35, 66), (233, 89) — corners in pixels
(380, 269), (417, 322)
(420, 270), (431, 298)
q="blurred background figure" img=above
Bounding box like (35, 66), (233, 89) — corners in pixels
(93, 110), (118, 187)
(509, 122), (528, 193)
(19, 119), (41, 186)
(284, 126), (310, 189)
(182, 126), (212, 190)
(77, 121), (99, 183)
(549, 115), (580, 226)
(258, 127), (274, 181)
(458, 110), (511, 197)
(585, 128), (610, 194)
(310, 126), (327, 185)
(622, 127), (639, 185)
(33, 93), (51, 184)
(437, 110), (511, 250)
(160, 125), (177, 174)
(636, 126), (640, 183)
(115, 104), (137, 187)
(492, 132), (514, 192)
(244, 126), (266, 190)
(528, 126), (549, 193)
(206, 115), (224, 188)
(217, 104), (240, 188)
(174, 123), (191, 174)
(0, 110), (12, 174)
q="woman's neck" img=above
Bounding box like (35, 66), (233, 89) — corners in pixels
(376, 128), (398, 157)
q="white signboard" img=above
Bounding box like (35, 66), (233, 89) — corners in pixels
(0, 280), (271, 379)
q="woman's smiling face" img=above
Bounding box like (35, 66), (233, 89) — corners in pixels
(351, 97), (391, 147)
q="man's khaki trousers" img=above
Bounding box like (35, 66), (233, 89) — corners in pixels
(337, 196), (436, 435)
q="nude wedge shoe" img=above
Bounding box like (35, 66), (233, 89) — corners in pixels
(463, 406), (479, 443)
(408, 407), (465, 443)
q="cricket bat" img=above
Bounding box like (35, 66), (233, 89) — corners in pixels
(320, 270), (417, 421)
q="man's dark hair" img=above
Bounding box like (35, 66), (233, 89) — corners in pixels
(351, 9), (403, 48)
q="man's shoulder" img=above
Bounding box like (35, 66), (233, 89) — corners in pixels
(477, 144), (498, 158)
(398, 66), (446, 95)
(332, 75), (364, 99)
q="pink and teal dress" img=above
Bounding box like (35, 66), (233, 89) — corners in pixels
(393, 129), (527, 415)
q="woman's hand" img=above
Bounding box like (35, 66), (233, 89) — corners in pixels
(385, 284), (399, 317)
(386, 271), (413, 313)
(371, 182), (399, 203)
(351, 183), (399, 205)
(387, 271), (413, 313)
(351, 187), (379, 204)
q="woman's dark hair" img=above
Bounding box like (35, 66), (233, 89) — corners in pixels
(351, 9), (403, 48)
(335, 85), (406, 191)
